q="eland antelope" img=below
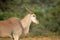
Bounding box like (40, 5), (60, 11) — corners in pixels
(0, 7), (39, 40)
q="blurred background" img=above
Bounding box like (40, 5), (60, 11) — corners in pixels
(0, 0), (60, 38)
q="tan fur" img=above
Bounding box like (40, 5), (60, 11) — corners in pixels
(0, 17), (23, 40)
(0, 13), (39, 40)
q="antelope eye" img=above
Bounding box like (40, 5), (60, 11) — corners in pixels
(33, 15), (36, 17)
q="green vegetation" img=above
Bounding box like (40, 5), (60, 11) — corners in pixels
(0, 0), (60, 37)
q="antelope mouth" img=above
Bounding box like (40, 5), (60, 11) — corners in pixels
(35, 20), (39, 24)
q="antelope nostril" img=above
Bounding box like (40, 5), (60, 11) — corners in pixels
(37, 22), (39, 24)
(37, 20), (39, 24)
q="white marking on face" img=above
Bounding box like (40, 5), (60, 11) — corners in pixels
(31, 14), (39, 24)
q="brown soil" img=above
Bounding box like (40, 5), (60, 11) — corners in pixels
(0, 36), (60, 40)
(20, 37), (60, 40)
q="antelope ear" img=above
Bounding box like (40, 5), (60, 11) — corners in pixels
(26, 12), (33, 15)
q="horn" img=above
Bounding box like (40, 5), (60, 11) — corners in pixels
(23, 4), (33, 14)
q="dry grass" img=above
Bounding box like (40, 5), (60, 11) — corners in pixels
(20, 36), (60, 40)
(0, 36), (60, 40)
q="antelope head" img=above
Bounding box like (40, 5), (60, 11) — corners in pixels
(30, 13), (39, 24)
(24, 6), (39, 24)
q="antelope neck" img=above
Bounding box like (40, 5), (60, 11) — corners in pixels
(21, 14), (32, 29)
